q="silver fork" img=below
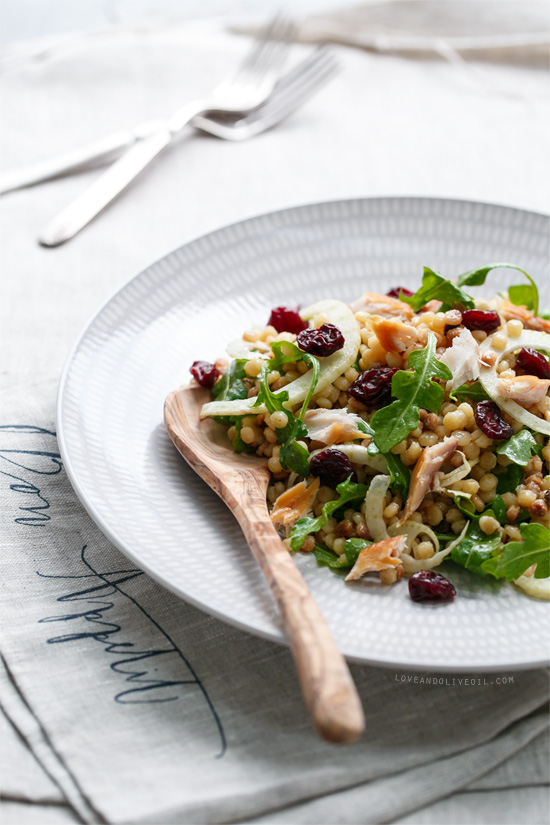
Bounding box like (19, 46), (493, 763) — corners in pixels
(192, 46), (338, 142)
(2, 47), (337, 198)
(38, 17), (294, 247)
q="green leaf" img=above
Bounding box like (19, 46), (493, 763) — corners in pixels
(453, 495), (479, 521)
(516, 508), (532, 523)
(312, 537), (371, 571)
(289, 476), (369, 551)
(255, 357), (319, 476)
(312, 544), (348, 569)
(211, 358), (248, 401)
(451, 520), (502, 576)
(456, 262), (539, 316)
(371, 332), (452, 453)
(268, 341), (304, 371)
(508, 284), (536, 311)
(345, 538), (371, 565)
(481, 523), (550, 581)
(357, 419), (375, 437)
(298, 354), (320, 421)
(453, 494), (506, 526)
(231, 417), (247, 453)
(385, 452), (410, 499)
(400, 267), (474, 312)
(491, 494), (507, 524)
(496, 429), (539, 467)
(496, 463), (523, 495)
(279, 419), (310, 477)
(211, 365), (254, 453)
(449, 381), (490, 403)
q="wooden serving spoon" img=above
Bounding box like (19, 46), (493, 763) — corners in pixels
(164, 385), (365, 744)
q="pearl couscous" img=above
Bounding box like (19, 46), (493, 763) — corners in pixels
(191, 264), (550, 602)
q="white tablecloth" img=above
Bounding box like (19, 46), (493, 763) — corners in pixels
(1, 8), (549, 825)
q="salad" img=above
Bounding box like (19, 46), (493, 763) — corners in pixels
(190, 263), (550, 602)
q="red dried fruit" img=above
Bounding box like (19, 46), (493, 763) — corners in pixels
(386, 287), (414, 299)
(190, 360), (219, 389)
(461, 309), (501, 333)
(409, 571), (456, 602)
(475, 400), (513, 440)
(296, 323), (345, 357)
(348, 367), (398, 408)
(268, 306), (307, 334)
(309, 449), (355, 489)
(516, 347), (550, 380)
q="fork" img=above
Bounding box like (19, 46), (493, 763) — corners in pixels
(2, 46), (336, 201)
(38, 16), (294, 247)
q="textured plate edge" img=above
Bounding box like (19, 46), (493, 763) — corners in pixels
(56, 195), (550, 673)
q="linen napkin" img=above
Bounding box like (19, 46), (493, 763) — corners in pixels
(236, 0), (550, 66)
(1, 378), (549, 825)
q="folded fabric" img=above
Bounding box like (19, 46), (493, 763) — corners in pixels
(235, 0), (550, 65)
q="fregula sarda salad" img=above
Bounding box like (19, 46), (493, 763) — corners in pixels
(191, 263), (550, 603)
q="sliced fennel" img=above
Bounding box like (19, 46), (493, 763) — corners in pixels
(478, 330), (550, 436)
(364, 475), (391, 541)
(436, 453), (476, 489)
(200, 299), (360, 418)
(513, 575), (550, 601)
(390, 521), (468, 574)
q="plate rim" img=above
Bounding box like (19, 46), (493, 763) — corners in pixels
(56, 194), (550, 673)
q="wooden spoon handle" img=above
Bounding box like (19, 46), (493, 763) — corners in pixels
(236, 511), (365, 744)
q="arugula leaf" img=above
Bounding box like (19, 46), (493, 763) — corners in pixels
(491, 494), (507, 524)
(255, 356), (320, 476)
(456, 263), (539, 316)
(211, 359), (248, 401)
(268, 341), (304, 371)
(453, 493), (506, 525)
(481, 523), (550, 581)
(449, 381), (490, 403)
(385, 452), (410, 499)
(289, 476), (369, 551)
(453, 494), (479, 521)
(210, 361), (253, 452)
(312, 538), (370, 570)
(508, 284), (536, 311)
(357, 419), (375, 437)
(451, 520), (502, 576)
(400, 267), (475, 312)
(312, 544), (347, 569)
(298, 354), (320, 420)
(371, 333), (452, 453)
(231, 417), (247, 453)
(279, 418), (310, 477)
(344, 538), (371, 565)
(496, 429), (539, 467)
(496, 463), (523, 495)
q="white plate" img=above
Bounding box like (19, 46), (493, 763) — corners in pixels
(58, 197), (550, 672)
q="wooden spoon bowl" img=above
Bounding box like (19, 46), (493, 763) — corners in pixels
(164, 384), (365, 744)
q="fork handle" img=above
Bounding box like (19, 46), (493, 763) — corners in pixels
(38, 102), (205, 247)
(236, 508), (365, 744)
(38, 130), (172, 246)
